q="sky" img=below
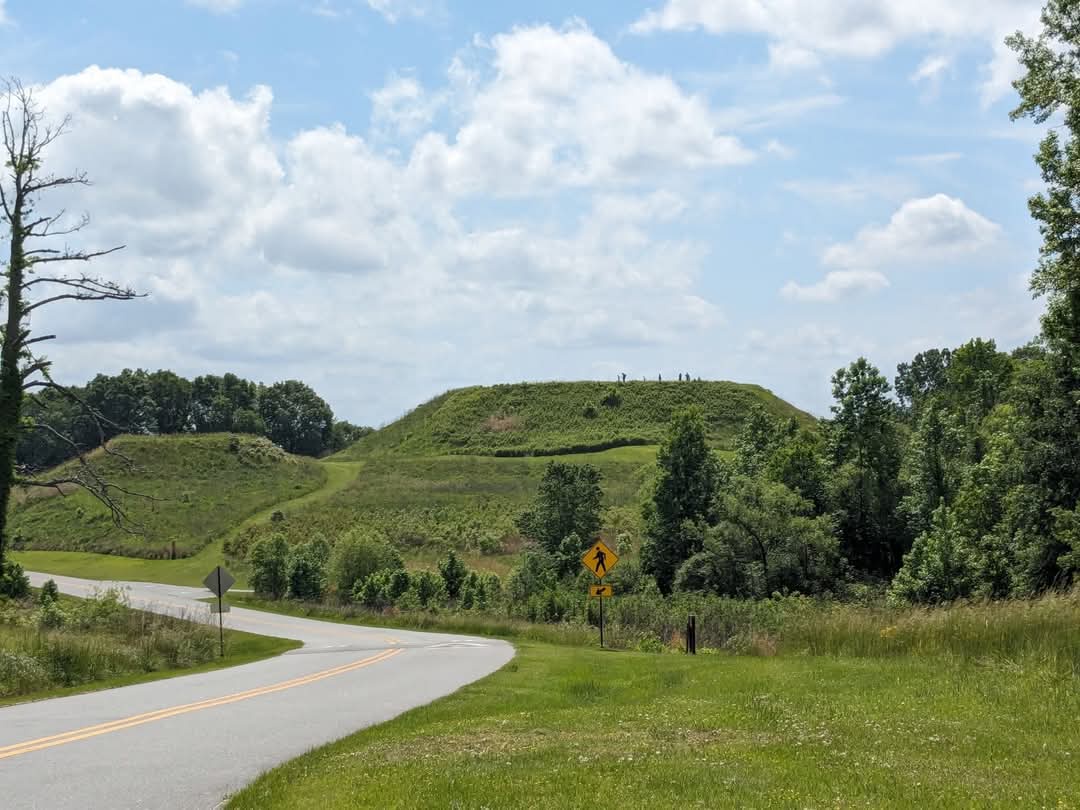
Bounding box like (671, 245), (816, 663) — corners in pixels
(0, 0), (1051, 425)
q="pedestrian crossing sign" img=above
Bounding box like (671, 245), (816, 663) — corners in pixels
(581, 540), (618, 579)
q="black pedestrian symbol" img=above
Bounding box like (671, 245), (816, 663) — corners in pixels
(591, 548), (608, 575)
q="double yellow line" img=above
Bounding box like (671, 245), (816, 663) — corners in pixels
(0, 647), (403, 761)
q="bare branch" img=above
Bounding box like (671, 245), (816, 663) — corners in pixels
(26, 244), (126, 267)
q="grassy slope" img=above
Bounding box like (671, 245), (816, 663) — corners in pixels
(8, 434), (327, 559)
(12, 460), (361, 588)
(234, 447), (658, 575)
(335, 380), (815, 459)
(228, 642), (1080, 809)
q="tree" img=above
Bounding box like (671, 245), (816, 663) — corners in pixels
(0, 80), (141, 579)
(827, 358), (905, 576)
(1009, 3), (1080, 372)
(83, 370), (157, 440)
(515, 462), (603, 558)
(712, 477), (840, 596)
(146, 370), (192, 434)
(258, 379), (334, 456)
(641, 406), (720, 593)
(895, 348), (951, 415)
(327, 420), (373, 453)
(888, 504), (976, 604)
(438, 549), (467, 599)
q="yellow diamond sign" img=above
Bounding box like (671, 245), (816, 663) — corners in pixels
(581, 540), (618, 579)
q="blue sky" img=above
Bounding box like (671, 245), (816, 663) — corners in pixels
(0, 0), (1050, 424)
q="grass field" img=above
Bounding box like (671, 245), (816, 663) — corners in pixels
(8, 434), (326, 558)
(335, 380), (814, 459)
(0, 590), (299, 706)
(227, 641), (1080, 809)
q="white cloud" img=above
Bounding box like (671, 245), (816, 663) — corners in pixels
(911, 54), (951, 98)
(895, 152), (962, 167)
(408, 22), (754, 196)
(782, 172), (917, 206)
(365, 0), (440, 23)
(781, 270), (890, 302)
(822, 193), (1000, 270)
(631, 0), (1043, 104)
(370, 74), (441, 137)
(764, 138), (795, 159)
(780, 194), (999, 303)
(186, 0), (245, 12)
(24, 66), (728, 422)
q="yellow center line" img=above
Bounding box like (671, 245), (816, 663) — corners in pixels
(0, 647), (404, 761)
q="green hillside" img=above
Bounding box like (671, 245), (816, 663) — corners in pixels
(335, 380), (815, 459)
(8, 434), (326, 558)
(229, 446), (657, 576)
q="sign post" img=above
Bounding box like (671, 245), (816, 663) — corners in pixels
(203, 566), (235, 657)
(581, 540), (618, 648)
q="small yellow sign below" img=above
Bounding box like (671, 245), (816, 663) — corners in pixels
(581, 540), (619, 579)
(589, 584), (613, 598)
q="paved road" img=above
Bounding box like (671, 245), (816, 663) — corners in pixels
(1, 573), (514, 809)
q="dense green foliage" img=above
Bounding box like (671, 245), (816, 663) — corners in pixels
(18, 368), (369, 470)
(8, 434), (326, 558)
(334, 380), (812, 458)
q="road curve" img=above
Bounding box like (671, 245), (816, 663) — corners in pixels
(1, 572), (514, 809)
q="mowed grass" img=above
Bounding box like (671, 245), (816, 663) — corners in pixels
(228, 642), (1080, 809)
(8, 434), (326, 558)
(12, 459), (362, 588)
(233, 446), (660, 565)
(335, 379), (813, 459)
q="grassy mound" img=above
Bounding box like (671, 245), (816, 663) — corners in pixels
(8, 434), (326, 559)
(335, 380), (814, 459)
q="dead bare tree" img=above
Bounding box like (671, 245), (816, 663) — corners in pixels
(0, 78), (144, 572)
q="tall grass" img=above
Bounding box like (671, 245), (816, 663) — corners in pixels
(0, 589), (218, 698)
(235, 588), (1080, 676)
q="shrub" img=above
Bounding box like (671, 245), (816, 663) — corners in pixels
(250, 534), (290, 599)
(39, 579), (60, 604)
(0, 560), (30, 599)
(36, 598), (67, 630)
(354, 573), (392, 609)
(601, 387), (622, 408)
(0, 650), (50, 697)
(327, 530), (402, 600)
(287, 541), (327, 601)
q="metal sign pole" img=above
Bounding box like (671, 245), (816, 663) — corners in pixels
(217, 568), (224, 658)
(599, 581), (604, 649)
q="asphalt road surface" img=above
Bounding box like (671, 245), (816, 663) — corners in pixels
(2, 573), (514, 809)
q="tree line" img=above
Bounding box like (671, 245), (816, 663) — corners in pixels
(18, 369), (371, 471)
